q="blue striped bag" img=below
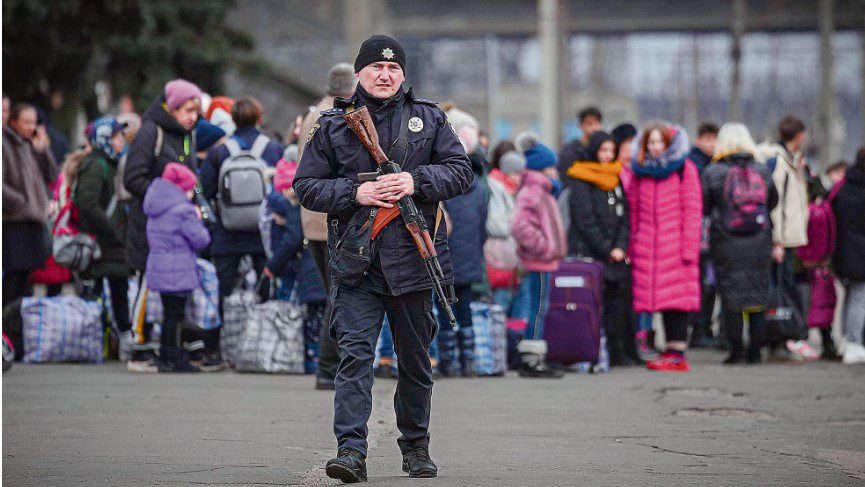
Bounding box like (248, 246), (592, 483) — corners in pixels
(22, 296), (103, 363)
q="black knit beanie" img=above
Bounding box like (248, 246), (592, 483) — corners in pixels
(354, 35), (406, 73)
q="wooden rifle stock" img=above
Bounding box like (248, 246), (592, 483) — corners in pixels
(344, 107), (388, 164)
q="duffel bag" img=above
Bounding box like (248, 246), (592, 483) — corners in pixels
(21, 296), (103, 363)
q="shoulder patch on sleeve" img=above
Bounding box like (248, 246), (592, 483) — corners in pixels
(306, 122), (321, 144)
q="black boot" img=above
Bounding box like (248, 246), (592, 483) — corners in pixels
(158, 345), (199, 373)
(402, 446), (437, 478)
(517, 340), (564, 379)
(325, 447), (367, 483)
(460, 357), (475, 378)
(820, 329), (838, 361)
(746, 342), (762, 364)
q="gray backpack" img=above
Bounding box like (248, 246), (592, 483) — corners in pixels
(218, 135), (269, 232)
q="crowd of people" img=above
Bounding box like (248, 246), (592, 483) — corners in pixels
(3, 63), (864, 380)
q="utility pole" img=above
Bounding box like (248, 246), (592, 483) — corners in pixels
(729, 0), (746, 122)
(539, 0), (561, 148)
(817, 0), (836, 170)
(485, 35), (501, 144)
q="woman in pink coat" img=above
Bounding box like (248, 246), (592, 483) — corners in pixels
(628, 122), (702, 372)
(511, 132), (567, 379)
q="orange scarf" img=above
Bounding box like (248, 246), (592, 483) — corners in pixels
(566, 160), (622, 191)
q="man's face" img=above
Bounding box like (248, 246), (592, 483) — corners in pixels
(580, 116), (601, 141)
(10, 108), (37, 139)
(696, 133), (717, 157)
(357, 62), (405, 99)
(170, 99), (199, 131)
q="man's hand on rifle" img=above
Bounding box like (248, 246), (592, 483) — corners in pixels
(357, 180), (395, 208)
(377, 172), (415, 201)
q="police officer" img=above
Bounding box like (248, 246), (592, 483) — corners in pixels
(294, 35), (472, 483)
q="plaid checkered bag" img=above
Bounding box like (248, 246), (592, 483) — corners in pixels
(235, 299), (305, 374)
(471, 301), (507, 376)
(220, 287), (256, 367)
(21, 296), (103, 363)
(185, 259), (221, 331)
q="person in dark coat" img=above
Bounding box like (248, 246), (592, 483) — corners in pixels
(123, 79), (202, 372)
(557, 106), (602, 186)
(702, 123), (778, 364)
(564, 131), (636, 366)
(294, 35), (472, 482)
(74, 117), (133, 355)
(687, 122), (719, 175)
(437, 109), (488, 376)
(199, 97), (283, 366)
(2, 103), (57, 307)
(263, 160), (328, 373)
(831, 148), (865, 364)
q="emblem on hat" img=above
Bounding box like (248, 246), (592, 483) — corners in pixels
(382, 47), (395, 60)
(408, 117), (424, 133)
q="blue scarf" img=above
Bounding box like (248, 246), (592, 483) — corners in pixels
(631, 156), (686, 180)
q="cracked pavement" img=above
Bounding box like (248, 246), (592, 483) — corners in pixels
(3, 349), (864, 486)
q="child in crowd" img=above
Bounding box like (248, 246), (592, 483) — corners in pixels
(144, 163), (211, 372)
(511, 132), (567, 379)
(263, 159), (327, 373)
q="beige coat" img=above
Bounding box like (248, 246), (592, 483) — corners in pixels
(768, 143), (809, 248)
(2, 125), (57, 224)
(297, 96), (334, 242)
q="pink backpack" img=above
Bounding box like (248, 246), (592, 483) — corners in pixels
(796, 181), (844, 263)
(721, 165), (769, 235)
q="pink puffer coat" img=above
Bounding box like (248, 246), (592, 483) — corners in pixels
(512, 170), (567, 272)
(628, 131), (702, 313)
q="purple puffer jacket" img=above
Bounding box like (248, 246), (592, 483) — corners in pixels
(143, 178), (211, 293)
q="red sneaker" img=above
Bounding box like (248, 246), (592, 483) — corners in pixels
(646, 352), (690, 372)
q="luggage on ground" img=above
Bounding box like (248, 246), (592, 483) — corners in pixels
(543, 258), (603, 364)
(470, 301), (507, 376)
(220, 281), (257, 367)
(235, 280), (306, 373)
(21, 296), (103, 363)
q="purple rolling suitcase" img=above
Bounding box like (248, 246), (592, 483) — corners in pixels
(543, 258), (603, 364)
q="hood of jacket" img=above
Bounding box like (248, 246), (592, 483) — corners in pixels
(143, 177), (189, 218)
(142, 96), (191, 136)
(631, 123), (690, 169)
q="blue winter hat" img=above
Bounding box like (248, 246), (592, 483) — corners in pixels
(195, 118), (226, 152)
(525, 143), (557, 171)
(89, 116), (126, 158)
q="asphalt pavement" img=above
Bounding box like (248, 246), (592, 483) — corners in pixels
(3, 349), (864, 486)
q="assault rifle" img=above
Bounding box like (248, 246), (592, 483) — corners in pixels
(344, 106), (458, 330)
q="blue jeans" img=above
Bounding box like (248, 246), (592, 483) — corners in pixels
(492, 287), (515, 316)
(513, 271), (552, 341)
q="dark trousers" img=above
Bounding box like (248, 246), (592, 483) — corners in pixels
(160, 293), (188, 349)
(690, 254), (717, 343)
(3, 271), (30, 309)
(661, 310), (690, 343)
(208, 253), (268, 352)
(435, 283), (474, 370)
(723, 308), (765, 354)
(604, 279), (637, 360)
(308, 240), (339, 380)
(331, 278), (436, 457)
(106, 276), (131, 333)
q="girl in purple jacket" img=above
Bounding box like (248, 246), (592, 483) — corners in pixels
(144, 163), (211, 372)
